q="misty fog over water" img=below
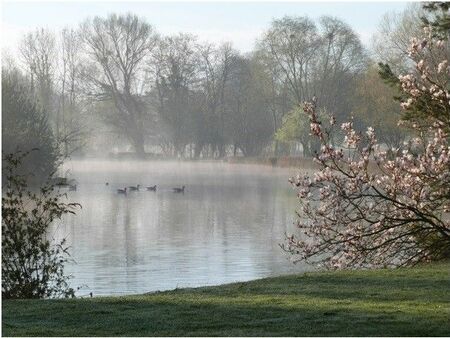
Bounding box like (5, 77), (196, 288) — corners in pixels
(54, 160), (309, 295)
(4, 0), (438, 301)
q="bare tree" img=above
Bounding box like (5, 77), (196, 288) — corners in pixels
(58, 28), (87, 156)
(80, 13), (157, 156)
(314, 16), (367, 113)
(258, 16), (320, 104)
(19, 28), (58, 133)
(372, 4), (423, 73)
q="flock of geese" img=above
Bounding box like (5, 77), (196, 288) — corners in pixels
(62, 180), (186, 195)
(115, 184), (185, 195)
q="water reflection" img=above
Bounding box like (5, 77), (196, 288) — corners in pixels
(54, 160), (311, 295)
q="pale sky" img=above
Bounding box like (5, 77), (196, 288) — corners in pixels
(2, 1), (411, 56)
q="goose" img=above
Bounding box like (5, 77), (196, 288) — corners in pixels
(105, 182), (109, 186)
(147, 185), (157, 191)
(128, 184), (140, 191)
(173, 186), (185, 193)
(117, 187), (127, 194)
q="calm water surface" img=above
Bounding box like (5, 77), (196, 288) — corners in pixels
(56, 159), (311, 296)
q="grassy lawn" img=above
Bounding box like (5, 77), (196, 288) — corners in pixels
(2, 262), (450, 336)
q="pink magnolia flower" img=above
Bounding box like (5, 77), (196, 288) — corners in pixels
(283, 32), (450, 269)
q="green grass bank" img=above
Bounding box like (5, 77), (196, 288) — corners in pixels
(3, 262), (450, 336)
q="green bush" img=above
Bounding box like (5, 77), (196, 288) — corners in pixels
(2, 71), (58, 185)
(2, 151), (80, 299)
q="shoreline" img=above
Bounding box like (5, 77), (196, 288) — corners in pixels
(66, 154), (319, 169)
(3, 261), (449, 336)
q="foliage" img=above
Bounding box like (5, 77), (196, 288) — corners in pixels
(422, 2), (450, 39)
(379, 26), (449, 130)
(284, 27), (450, 269)
(352, 65), (407, 148)
(224, 56), (274, 156)
(9, 12), (371, 158)
(2, 71), (58, 185)
(151, 34), (201, 156)
(275, 105), (323, 157)
(259, 15), (367, 156)
(2, 151), (80, 299)
(275, 106), (307, 142)
(3, 262), (450, 336)
(151, 38), (275, 158)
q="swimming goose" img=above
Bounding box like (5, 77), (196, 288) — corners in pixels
(117, 187), (127, 194)
(129, 184), (140, 191)
(147, 185), (157, 191)
(173, 186), (185, 193)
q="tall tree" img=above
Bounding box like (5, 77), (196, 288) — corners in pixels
(58, 28), (86, 156)
(225, 56), (274, 156)
(151, 34), (200, 156)
(197, 42), (236, 157)
(259, 16), (366, 156)
(314, 16), (367, 115)
(258, 16), (320, 104)
(372, 4), (424, 73)
(19, 28), (58, 135)
(80, 13), (157, 155)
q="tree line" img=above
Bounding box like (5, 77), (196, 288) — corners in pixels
(3, 5), (427, 161)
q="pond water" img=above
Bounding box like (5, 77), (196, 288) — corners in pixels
(55, 159), (312, 296)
